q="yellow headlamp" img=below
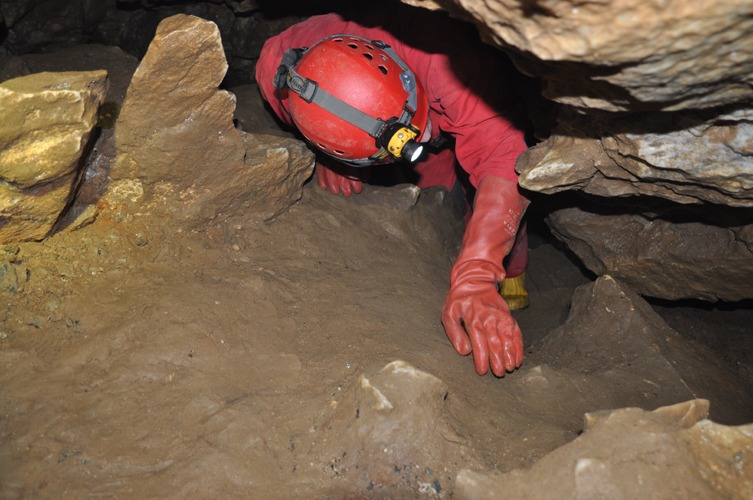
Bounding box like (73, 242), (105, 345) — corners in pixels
(380, 122), (425, 163)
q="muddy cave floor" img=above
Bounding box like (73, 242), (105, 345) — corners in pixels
(1, 180), (752, 497)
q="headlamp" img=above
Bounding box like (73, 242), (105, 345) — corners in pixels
(379, 121), (425, 163)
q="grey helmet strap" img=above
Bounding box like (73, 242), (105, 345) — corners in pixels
(286, 65), (386, 139)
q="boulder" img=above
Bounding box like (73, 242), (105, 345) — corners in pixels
(517, 107), (753, 207)
(527, 275), (753, 424)
(544, 204), (753, 302)
(113, 14), (313, 227)
(455, 400), (753, 499)
(306, 360), (484, 496)
(0, 70), (108, 243)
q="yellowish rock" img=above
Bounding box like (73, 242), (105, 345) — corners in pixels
(0, 71), (108, 243)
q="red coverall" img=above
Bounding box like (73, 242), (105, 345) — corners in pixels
(256, 12), (530, 375)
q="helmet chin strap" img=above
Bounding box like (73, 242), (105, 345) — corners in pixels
(275, 36), (423, 167)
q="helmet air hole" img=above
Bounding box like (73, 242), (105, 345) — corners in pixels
(348, 43), (358, 49)
(363, 53), (373, 60)
(333, 149), (345, 156)
(377, 65), (388, 75)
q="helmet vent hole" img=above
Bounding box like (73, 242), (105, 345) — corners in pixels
(377, 65), (388, 75)
(363, 52), (373, 60)
(347, 42), (358, 49)
(333, 149), (345, 156)
(333, 38), (343, 43)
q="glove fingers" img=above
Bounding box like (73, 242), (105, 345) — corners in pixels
(498, 315), (524, 372)
(340, 176), (353, 196)
(441, 306), (472, 355)
(326, 168), (341, 195)
(317, 163), (340, 194)
(315, 163), (329, 191)
(466, 318), (491, 375)
(350, 178), (364, 194)
(512, 324), (524, 367)
(315, 163), (368, 196)
(484, 315), (510, 377)
(486, 312), (524, 376)
(499, 311), (523, 368)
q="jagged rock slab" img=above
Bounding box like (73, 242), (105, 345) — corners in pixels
(455, 400), (753, 499)
(518, 107), (753, 207)
(113, 14), (313, 227)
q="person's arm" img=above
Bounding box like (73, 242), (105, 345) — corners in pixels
(429, 50), (530, 375)
(442, 175), (529, 376)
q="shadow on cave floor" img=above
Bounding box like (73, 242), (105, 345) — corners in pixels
(520, 207), (753, 392)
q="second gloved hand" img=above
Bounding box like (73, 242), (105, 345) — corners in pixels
(315, 161), (372, 196)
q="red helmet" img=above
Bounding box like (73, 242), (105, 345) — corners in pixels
(274, 35), (429, 166)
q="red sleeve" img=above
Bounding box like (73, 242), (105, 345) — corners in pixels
(421, 51), (527, 187)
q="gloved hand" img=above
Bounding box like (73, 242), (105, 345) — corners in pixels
(315, 161), (372, 196)
(441, 175), (529, 376)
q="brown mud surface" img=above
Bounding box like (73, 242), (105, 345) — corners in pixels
(2, 175), (752, 497)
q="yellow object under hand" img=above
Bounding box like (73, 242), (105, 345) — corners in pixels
(500, 272), (529, 311)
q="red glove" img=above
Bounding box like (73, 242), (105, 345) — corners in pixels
(441, 176), (529, 376)
(315, 161), (372, 196)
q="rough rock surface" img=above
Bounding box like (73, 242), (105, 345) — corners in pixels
(0, 70), (108, 243)
(544, 204), (753, 302)
(456, 400), (753, 499)
(307, 360), (484, 496)
(517, 107), (753, 208)
(0, 44), (138, 112)
(114, 14), (313, 227)
(515, 105), (753, 302)
(405, 0), (753, 112)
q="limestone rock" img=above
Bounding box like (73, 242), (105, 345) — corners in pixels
(114, 14), (313, 227)
(405, 0), (753, 112)
(518, 107), (753, 207)
(544, 204), (753, 302)
(455, 400), (753, 499)
(0, 70), (108, 243)
(0, 45), (138, 111)
(306, 360), (483, 496)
